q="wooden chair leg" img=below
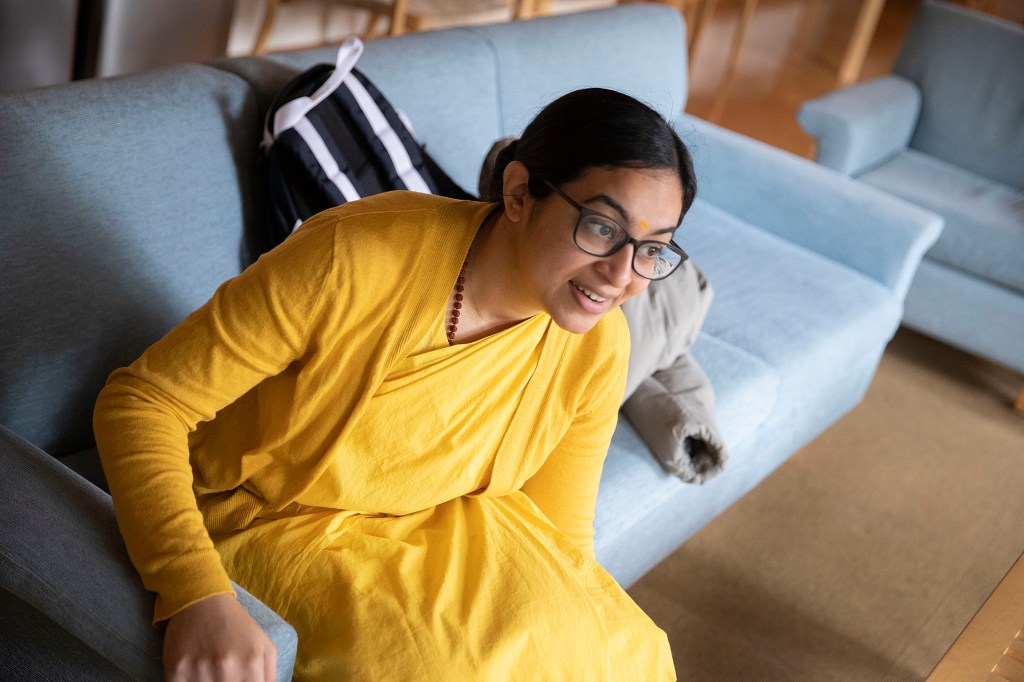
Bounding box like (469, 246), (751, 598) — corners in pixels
(836, 0), (886, 85)
(253, 0), (282, 54)
(515, 0), (534, 19)
(362, 11), (383, 40)
(688, 0), (718, 64)
(725, 0), (758, 75)
(389, 0), (410, 35)
(518, 0), (552, 18)
(407, 14), (429, 32)
(1014, 381), (1024, 415)
(526, 0), (553, 17)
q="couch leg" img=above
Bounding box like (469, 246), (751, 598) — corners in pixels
(1015, 381), (1024, 415)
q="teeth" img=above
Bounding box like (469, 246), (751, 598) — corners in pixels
(572, 281), (607, 303)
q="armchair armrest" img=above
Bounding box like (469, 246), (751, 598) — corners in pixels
(677, 113), (942, 301)
(0, 424), (298, 681)
(797, 75), (921, 176)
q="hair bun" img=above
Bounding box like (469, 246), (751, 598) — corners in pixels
(478, 136), (520, 202)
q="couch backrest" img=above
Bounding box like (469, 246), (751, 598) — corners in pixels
(464, 4), (688, 138)
(893, 0), (1024, 188)
(0, 65), (264, 456)
(213, 4), (688, 196)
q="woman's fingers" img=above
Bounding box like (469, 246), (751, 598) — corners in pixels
(264, 643), (279, 682)
(163, 593), (279, 681)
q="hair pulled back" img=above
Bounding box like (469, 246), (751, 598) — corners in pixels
(483, 88), (696, 222)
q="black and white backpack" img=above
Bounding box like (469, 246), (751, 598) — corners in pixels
(262, 37), (474, 246)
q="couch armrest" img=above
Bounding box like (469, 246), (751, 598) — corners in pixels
(797, 75), (921, 176)
(677, 113), (942, 301)
(0, 424), (298, 681)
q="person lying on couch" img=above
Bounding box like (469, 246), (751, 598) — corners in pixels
(94, 87), (697, 681)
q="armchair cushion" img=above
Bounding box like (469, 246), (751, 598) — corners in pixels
(796, 75), (921, 176)
(903, 260), (1024, 375)
(860, 150), (1024, 293)
(894, 0), (1024, 188)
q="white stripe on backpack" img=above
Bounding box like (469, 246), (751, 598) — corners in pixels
(293, 118), (361, 203)
(340, 73), (432, 194)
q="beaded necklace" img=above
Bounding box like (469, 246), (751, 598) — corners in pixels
(446, 262), (467, 345)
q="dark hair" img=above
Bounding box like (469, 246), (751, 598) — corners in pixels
(483, 88), (696, 223)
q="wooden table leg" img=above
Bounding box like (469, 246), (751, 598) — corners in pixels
(836, 0), (887, 86)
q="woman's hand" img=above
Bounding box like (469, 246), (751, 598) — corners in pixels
(163, 593), (278, 682)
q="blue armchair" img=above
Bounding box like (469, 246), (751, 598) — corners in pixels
(797, 0), (1024, 409)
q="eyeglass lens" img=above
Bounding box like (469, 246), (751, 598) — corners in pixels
(575, 213), (683, 280)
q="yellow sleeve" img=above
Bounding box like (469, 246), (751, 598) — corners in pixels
(520, 314), (630, 557)
(93, 218), (336, 622)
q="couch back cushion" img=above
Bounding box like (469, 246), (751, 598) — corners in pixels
(212, 28), (502, 197)
(0, 65), (263, 455)
(465, 4), (688, 137)
(894, 0), (1024, 188)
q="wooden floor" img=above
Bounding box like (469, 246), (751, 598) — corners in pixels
(683, 0), (921, 157)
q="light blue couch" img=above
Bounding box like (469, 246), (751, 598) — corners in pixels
(798, 0), (1024, 395)
(0, 5), (940, 678)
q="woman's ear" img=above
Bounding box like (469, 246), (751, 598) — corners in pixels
(502, 161), (531, 223)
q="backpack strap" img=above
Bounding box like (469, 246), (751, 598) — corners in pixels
(263, 36), (364, 151)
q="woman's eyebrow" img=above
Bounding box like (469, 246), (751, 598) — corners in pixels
(648, 226), (676, 236)
(583, 193), (630, 223)
(583, 194), (676, 235)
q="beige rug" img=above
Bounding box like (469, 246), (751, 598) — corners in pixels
(628, 328), (1024, 681)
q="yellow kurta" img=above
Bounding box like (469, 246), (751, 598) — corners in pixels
(94, 191), (674, 680)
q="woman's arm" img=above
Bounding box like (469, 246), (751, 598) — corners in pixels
(93, 218), (337, 622)
(520, 318), (630, 556)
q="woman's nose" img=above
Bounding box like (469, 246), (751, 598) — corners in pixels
(599, 244), (635, 287)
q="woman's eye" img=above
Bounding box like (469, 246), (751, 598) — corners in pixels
(584, 217), (619, 240)
(640, 243), (666, 259)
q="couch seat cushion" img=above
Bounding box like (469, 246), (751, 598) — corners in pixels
(681, 199), (900, 424)
(860, 149), (1024, 294)
(595, 333), (777, 548)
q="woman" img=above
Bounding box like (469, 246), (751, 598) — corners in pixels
(94, 87), (697, 681)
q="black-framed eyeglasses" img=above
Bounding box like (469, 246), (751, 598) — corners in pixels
(541, 179), (688, 281)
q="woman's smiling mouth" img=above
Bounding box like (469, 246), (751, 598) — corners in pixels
(570, 280), (613, 311)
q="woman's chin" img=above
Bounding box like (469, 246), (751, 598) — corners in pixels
(550, 310), (606, 335)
